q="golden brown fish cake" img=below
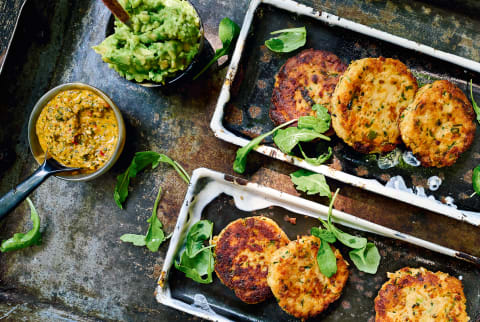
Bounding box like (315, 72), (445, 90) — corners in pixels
(374, 267), (469, 322)
(270, 49), (347, 125)
(331, 57), (418, 154)
(212, 216), (290, 304)
(267, 236), (349, 319)
(399, 80), (476, 167)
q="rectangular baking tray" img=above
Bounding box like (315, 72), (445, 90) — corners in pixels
(210, 0), (480, 226)
(156, 168), (480, 321)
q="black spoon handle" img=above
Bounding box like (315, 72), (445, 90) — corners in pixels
(0, 165), (52, 220)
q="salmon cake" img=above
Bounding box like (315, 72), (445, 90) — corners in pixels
(375, 267), (469, 321)
(270, 49), (347, 125)
(331, 57), (418, 154)
(267, 236), (349, 319)
(212, 216), (290, 304)
(399, 80), (476, 167)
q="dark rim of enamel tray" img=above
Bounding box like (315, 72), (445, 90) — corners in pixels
(221, 3), (480, 212)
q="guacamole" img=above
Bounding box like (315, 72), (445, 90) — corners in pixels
(93, 0), (201, 84)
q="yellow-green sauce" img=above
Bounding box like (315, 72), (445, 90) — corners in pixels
(36, 89), (118, 173)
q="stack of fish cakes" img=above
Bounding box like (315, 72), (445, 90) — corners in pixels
(212, 216), (290, 304)
(212, 216), (349, 318)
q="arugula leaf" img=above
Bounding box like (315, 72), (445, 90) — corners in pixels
(114, 152), (160, 208)
(297, 105), (331, 133)
(299, 144), (332, 166)
(175, 248), (214, 284)
(312, 104), (330, 118)
(274, 128), (330, 154)
(114, 151), (190, 209)
(323, 190), (367, 249)
(233, 119), (296, 174)
(1, 198), (42, 252)
(316, 237), (337, 278)
(290, 169), (331, 198)
(186, 220), (214, 257)
(145, 186), (166, 252)
(120, 186), (166, 252)
(193, 18), (240, 80)
(311, 227), (336, 243)
(175, 220), (215, 284)
(119, 234), (146, 246)
(312, 189), (380, 275)
(469, 81), (480, 197)
(325, 222), (367, 249)
(472, 165), (480, 196)
(265, 27), (306, 53)
(469, 80), (480, 125)
(349, 242), (381, 274)
(297, 116), (330, 134)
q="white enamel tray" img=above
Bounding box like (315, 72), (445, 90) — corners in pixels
(210, 0), (480, 226)
(155, 168), (480, 321)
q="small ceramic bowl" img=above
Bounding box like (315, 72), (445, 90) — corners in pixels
(104, 0), (205, 88)
(28, 82), (126, 181)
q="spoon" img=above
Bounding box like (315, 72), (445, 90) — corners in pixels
(100, 0), (133, 29)
(0, 153), (80, 220)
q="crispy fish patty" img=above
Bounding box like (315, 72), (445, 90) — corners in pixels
(375, 267), (469, 322)
(212, 216), (290, 304)
(331, 57), (418, 153)
(267, 236), (349, 319)
(270, 49), (346, 125)
(399, 80), (476, 167)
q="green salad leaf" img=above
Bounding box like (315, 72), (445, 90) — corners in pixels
(175, 247), (214, 284)
(1, 198), (42, 252)
(316, 234), (337, 277)
(469, 81), (480, 197)
(297, 104), (331, 133)
(322, 190), (367, 249)
(233, 119), (296, 174)
(472, 165), (480, 196)
(114, 151), (190, 209)
(274, 128), (330, 154)
(120, 186), (166, 252)
(312, 104), (330, 118)
(193, 18), (240, 80)
(233, 104), (332, 173)
(469, 80), (480, 125)
(186, 220), (214, 257)
(311, 227), (336, 243)
(265, 27), (306, 53)
(145, 186), (166, 252)
(299, 145), (332, 166)
(290, 169), (331, 198)
(349, 242), (381, 274)
(175, 220), (215, 284)
(119, 234), (146, 246)
(311, 189), (381, 275)
(297, 116), (330, 134)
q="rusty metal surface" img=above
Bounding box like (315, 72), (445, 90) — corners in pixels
(0, 0), (479, 321)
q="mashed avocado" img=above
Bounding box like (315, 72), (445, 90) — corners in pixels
(93, 0), (201, 84)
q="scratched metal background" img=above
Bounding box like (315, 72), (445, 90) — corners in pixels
(0, 0), (479, 321)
